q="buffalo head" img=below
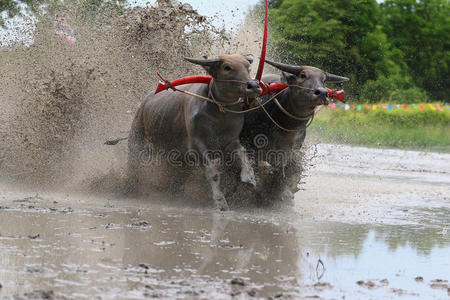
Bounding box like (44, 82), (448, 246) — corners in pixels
(265, 59), (348, 107)
(184, 54), (262, 103)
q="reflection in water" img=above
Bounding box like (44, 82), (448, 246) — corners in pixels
(0, 199), (448, 299)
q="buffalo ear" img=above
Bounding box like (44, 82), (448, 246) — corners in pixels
(184, 56), (221, 75)
(280, 71), (297, 85)
(244, 54), (254, 64)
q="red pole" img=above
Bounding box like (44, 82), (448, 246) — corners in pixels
(255, 0), (269, 82)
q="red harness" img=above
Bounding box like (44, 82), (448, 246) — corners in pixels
(154, 75), (346, 103)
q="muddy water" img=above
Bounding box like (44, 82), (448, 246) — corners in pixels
(0, 144), (449, 299)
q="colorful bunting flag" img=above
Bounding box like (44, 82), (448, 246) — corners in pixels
(327, 102), (446, 112)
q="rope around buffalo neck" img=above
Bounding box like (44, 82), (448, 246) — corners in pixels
(161, 81), (316, 132)
(257, 84), (317, 131)
(273, 98), (314, 121)
(208, 81), (243, 112)
(272, 84), (322, 129)
(217, 89), (285, 114)
(156, 73), (316, 130)
(255, 96), (297, 132)
(257, 96), (316, 132)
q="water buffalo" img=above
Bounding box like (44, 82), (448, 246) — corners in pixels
(240, 60), (349, 204)
(128, 54), (262, 210)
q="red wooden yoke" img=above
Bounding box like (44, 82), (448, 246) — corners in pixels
(154, 75), (346, 103)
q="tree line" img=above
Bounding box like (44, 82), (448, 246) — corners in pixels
(258, 0), (449, 102)
(2, 0), (448, 102)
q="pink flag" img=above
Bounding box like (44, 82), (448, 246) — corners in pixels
(381, 104), (387, 109)
(436, 103), (444, 111)
(331, 103), (336, 108)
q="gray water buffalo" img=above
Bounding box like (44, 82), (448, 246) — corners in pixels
(128, 54), (262, 210)
(240, 60), (349, 204)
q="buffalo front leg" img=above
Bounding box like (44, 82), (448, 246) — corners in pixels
(228, 140), (256, 186)
(194, 138), (229, 211)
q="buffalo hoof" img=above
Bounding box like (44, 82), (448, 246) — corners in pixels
(214, 196), (230, 211)
(220, 205), (230, 212)
(281, 189), (295, 206)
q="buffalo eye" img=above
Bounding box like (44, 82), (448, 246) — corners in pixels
(300, 73), (307, 79)
(223, 65), (232, 71)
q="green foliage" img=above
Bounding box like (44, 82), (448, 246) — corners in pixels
(267, 0), (387, 97)
(309, 107), (450, 150)
(360, 74), (428, 103)
(360, 76), (398, 102)
(260, 0), (449, 102)
(389, 87), (429, 104)
(380, 0), (450, 100)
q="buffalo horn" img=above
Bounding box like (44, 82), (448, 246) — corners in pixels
(325, 72), (349, 83)
(265, 59), (302, 75)
(184, 57), (221, 66)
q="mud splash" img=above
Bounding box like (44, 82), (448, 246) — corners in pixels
(0, 0), (266, 193)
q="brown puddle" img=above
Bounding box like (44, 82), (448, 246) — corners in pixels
(1, 144), (449, 299)
(0, 199), (448, 299)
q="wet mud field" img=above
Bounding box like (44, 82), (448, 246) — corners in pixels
(0, 144), (449, 299)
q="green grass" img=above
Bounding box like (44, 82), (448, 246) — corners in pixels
(308, 106), (450, 152)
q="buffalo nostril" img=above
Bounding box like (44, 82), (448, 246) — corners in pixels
(314, 88), (328, 98)
(247, 81), (261, 91)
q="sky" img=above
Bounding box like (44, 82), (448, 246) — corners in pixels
(0, 0), (259, 46)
